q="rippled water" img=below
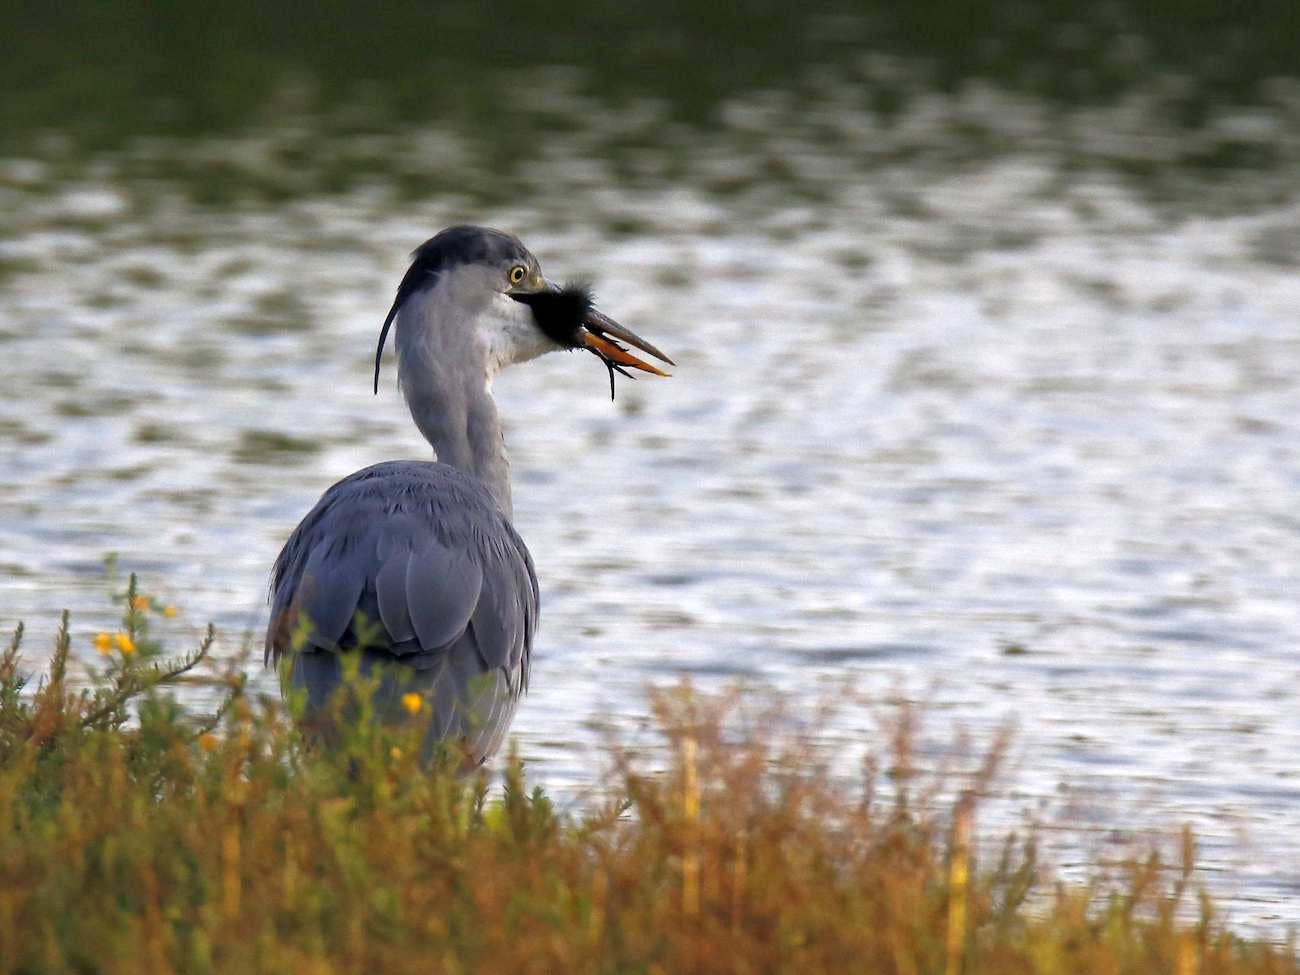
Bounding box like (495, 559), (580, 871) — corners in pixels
(3, 57), (1300, 930)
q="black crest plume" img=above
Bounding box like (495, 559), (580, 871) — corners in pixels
(374, 227), (531, 394)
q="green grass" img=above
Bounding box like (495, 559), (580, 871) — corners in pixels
(1, 578), (1296, 974)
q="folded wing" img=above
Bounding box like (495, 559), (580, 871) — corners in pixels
(266, 461), (537, 764)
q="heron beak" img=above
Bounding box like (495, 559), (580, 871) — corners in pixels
(578, 307), (675, 378)
(514, 278), (674, 397)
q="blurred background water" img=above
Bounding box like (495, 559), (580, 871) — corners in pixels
(2, 0), (1299, 933)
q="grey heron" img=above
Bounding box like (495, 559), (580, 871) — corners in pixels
(265, 225), (673, 766)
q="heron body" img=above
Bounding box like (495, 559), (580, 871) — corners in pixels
(265, 226), (672, 766)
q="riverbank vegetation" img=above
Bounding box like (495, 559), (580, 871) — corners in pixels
(1, 579), (1295, 973)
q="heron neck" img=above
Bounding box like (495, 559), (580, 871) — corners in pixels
(395, 297), (514, 519)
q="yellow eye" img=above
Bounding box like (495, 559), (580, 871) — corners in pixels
(508, 265), (527, 285)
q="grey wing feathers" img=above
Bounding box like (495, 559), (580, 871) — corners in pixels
(295, 543), (365, 651)
(469, 539), (538, 685)
(374, 551), (416, 643)
(267, 461), (537, 763)
(405, 540), (483, 651)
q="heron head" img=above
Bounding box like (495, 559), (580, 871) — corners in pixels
(374, 225), (673, 397)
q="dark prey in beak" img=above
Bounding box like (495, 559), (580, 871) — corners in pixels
(512, 283), (674, 399)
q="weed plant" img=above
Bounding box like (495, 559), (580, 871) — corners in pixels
(0, 578), (1295, 973)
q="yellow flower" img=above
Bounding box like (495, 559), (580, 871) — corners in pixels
(94, 632), (112, 655)
(198, 733), (219, 753)
(114, 632), (136, 656)
(400, 692), (422, 716)
(131, 595), (150, 613)
(390, 746), (403, 760)
(162, 604), (178, 619)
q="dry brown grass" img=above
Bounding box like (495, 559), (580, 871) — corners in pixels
(1, 579), (1296, 974)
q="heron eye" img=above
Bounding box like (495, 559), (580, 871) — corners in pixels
(508, 265), (527, 285)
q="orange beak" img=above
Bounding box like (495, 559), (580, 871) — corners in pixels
(579, 307), (675, 379)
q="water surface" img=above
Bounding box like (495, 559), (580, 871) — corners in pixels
(3, 7), (1300, 932)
